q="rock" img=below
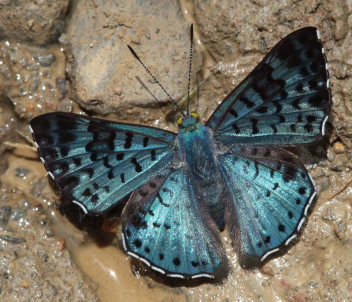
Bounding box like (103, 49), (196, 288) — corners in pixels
(34, 53), (56, 67)
(333, 142), (345, 154)
(0, 235), (26, 244)
(194, 0), (334, 62)
(0, 0), (69, 45)
(0, 205), (11, 226)
(65, 0), (203, 116)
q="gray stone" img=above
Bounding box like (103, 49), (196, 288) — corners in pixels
(0, 0), (69, 45)
(194, 0), (335, 62)
(15, 167), (31, 178)
(0, 206), (11, 226)
(0, 235), (26, 244)
(65, 0), (202, 116)
(34, 53), (56, 67)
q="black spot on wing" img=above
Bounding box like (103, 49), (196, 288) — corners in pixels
(91, 193), (99, 204)
(253, 162), (259, 179)
(60, 146), (69, 157)
(270, 124), (278, 134)
(103, 157), (112, 168)
(124, 132), (133, 149)
(250, 119), (259, 134)
(133, 239), (142, 248)
(278, 224), (286, 232)
(256, 106), (268, 114)
(173, 257), (181, 266)
(73, 157), (82, 167)
(239, 94), (255, 108)
(283, 165), (297, 182)
(299, 187), (306, 195)
(57, 175), (79, 190)
(153, 222), (161, 228)
(156, 192), (170, 207)
(116, 153), (124, 160)
(41, 148), (59, 160)
(108, 169), (114, 179)
(232, 123), (240, 134)
(274, 102), (282, 113)
(150, 150), (156, 161)
(229, 108), (238, 118)
(120, 173), (125, 183)
(131, 157), (142, 173)
(83, 188), (92, 196)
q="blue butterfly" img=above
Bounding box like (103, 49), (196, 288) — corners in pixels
(30, 27), (330, 279)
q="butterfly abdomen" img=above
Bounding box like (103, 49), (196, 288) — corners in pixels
(178, 123), (226, 229)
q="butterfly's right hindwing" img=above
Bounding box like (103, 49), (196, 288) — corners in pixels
(220, 145), (315, 267)
(30, 112), (176, 214)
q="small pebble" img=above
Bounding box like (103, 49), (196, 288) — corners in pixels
(11, 209), (26, 221)
(15, 167), (31, 178)
(0, 206), (12, 226)
(34, 54), (56, 67)
(326, 149), (335, 162)
(30, 178), (46, 197)
(0, 235), (26, 244)
(56, 78), (68, 95)
(333, 142), (345, 154)
(21, 281), (30, 288)
(46, 230), (54, 237)
(114, 87), (122, 96)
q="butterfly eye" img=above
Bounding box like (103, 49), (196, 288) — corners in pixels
(190, 112), (199, 119)
(177, 116), (184, 126)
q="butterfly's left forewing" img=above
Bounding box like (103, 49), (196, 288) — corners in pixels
(30, 112), (176, 214)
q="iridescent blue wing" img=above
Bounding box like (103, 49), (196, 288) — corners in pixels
(220, 145), (315, 267)
(30, 112), (176, 214)
(207, 27), (330, 146)
(121, 168), (226, 279)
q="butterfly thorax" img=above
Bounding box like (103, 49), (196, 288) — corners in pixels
(177, 120), (226, 229)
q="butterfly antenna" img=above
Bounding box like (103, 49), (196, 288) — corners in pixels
(186, 24), (194, 115)
(127, 45), (185, 117)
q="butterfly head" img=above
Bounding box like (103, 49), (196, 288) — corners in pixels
(177, 112), (200, 129)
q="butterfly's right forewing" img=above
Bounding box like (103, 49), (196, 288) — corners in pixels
(207, 27), (330, 146)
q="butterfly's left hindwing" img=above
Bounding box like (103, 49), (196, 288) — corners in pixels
(207, 27), (330, 146)
(220, 145), (315, 267)
(30, 112), (176, 214)
(122, 168), (226, 279)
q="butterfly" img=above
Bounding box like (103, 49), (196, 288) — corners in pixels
(30, 27), (330, 280)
